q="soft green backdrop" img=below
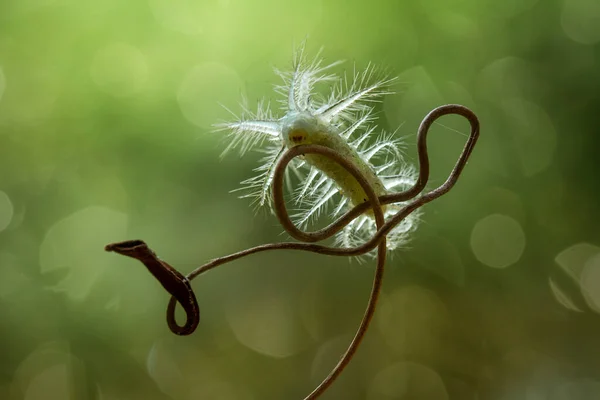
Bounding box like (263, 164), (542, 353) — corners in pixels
(1, 0), (600, 399)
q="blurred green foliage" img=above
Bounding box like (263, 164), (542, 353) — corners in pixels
(1, 0), (600, 399)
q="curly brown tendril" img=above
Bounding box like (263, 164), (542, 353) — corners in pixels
(104, 240), (199, 335)
(105, 104), (480, 400)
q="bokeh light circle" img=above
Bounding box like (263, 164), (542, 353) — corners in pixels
(90, 43), (149, 97)
(39, 206), (128, 300)
(561, 0), (600, 44)
(11, 342), (84, 400)
(549, 278), (583, 312)
(555, 242), (600, 280)
(470, 214), (526, 268)
(581, 253), (600, 313)
(0, 190), (14, 232)
(551, 243), (600, 312)
(24, 364), (71, 400)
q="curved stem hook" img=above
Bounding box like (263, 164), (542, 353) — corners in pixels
(105, 240), (199, 335)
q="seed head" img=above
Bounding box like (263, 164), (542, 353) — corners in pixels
(215, 43), (420, 255)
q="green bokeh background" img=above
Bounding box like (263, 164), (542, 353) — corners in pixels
(1, 0), (600, 399)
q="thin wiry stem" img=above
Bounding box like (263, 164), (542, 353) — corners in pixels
(105, 104), (480, 400)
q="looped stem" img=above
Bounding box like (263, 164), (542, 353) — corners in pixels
(271, 104), (480, 243)
(105, 104), (480, 399)
(105, 240), (199, 335)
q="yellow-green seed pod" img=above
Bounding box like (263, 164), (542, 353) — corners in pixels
(281, 111), (388, 208)
(216, 43), (420, 255)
